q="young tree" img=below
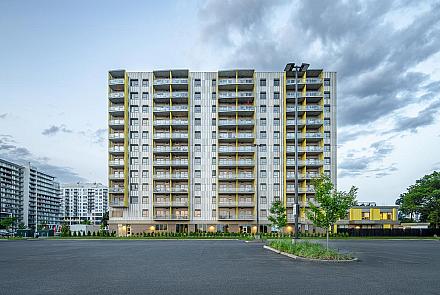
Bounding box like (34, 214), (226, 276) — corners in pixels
(0, 217), (17, 230)
(268, 200), (287, 235)
(61, 224), (70, 237)
(307, 175), (357, 250)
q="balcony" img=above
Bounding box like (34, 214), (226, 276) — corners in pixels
(108, 133), (124, 141)
(153, 173), (188, 180)
(154, 214), (189, 220)
(286, 173), (320, 180)
(153, 91), (188, 99)
(286, 78), (322, 85)
(109, 160), (124, 167)
(218, 173), (254, 180)
(171, 78), (188, 85)
(154, 201), (171, 207)
(108, 91), (124, 102)
(153, 79), (170, 86)
(109, 187), (124, 194)
(153, 160), (189, 167)
(218, 159), (255, 167)
(109, 78), (124, 85)
(286, 160), (324, 167)
(172, 200), (189, 207)
(109, 146), (124, 154)
(286, 105), (323, 113)
(109, 105), (124, 114)
(153, 146), (189, 153)
(218, 119), (254, 127)
(154, 187), (189, 193)
(238, 201), (255, 207)
(218, 132), (254, 140)
(218, 146), (255, 154)
(286, 186), (315, 193)
(109, 174), (124, 180)
(109, 119), (125, 129)
(218, 187), (254, 193)
(218, 91), (254, 99)
(286, 133), (323, 140)
(218, 106), (255, 113)
(286, 119), (323, 126)
(286, 146), (323, 153)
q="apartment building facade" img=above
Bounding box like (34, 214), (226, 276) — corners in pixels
(107, 67), (336, 236)
(337, 202), (399, 230)
(0, 158), (61, 230)
(60, 183), (108, 225)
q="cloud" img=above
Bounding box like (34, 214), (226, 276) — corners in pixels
(42, 124), (73, 136)
(0, 113), (7, 119)
(197, 0), (440, 127)
(338, 140), (396, 178)
(391, 99), (440, 133)
(0, 134), (86, 183)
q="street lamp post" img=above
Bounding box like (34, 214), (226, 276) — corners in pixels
(255, 143), (260, 239)
(284, 62), (309, 241)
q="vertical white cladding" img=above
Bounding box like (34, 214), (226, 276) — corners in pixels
(190, 72), (217, 222)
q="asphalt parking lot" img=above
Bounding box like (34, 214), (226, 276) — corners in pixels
(0, 239), (438, 295)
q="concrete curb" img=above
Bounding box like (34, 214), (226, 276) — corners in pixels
(263, 245), (358, 262)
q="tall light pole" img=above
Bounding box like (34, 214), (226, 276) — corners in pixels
(255, 143), (260, 239)
(284, 62), (309, 241)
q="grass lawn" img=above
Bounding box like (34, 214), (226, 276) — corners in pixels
(268, 239), (353, 260)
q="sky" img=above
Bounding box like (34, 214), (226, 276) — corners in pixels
(1, 0), (440, 205)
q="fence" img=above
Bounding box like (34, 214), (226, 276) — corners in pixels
(338, 228), (440, 237)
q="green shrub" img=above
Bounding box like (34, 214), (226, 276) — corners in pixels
(269, 240), (352, 260)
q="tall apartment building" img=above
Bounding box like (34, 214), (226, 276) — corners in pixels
(0, 158), (61, 230)
(107, 67), (336, 236)
(60, 183), (108, 225)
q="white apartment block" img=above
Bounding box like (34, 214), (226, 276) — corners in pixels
(107, 67), (336, 236)
(60, 183), (108, 225)
(0, 158), (61, 230)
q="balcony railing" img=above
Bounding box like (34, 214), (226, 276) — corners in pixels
(153, 91), (188, 99)
(218, 160), (255, 166)
(153, 133), (188, 139)
(286, 146), (323, 153)
(286, 119), (323, 125)
(218, 174), (254, 180)
(218, 119), (254, 126)
(109, 106), (124, 112)
(286, 105), (323, 112)
(153, 173), (189, 179)
(109, 79), (124, 86)
(218, 133), (254, 139)
(286, 160), (324, 166)
(218, 106), (255, 112)
(154, 214), (189, 220)
(153, 105), (188, 112)
(286, 133), (323, 140)
(153, 160), (189, 166)
(109, 187), (124, 193)
(153, 187), (189, 193)
(218, 146), (255, 153)
(109, 160), (124, 166)
(109, 119), (125, 126)
(286, 78), (322, 85)
(109, 146), (124, 153)
(153, 146), (189, 153)
(109, 174), (124, 180)
(109, 133), (124, 140)
(218, 91), (254, 98)
(218, 187), (254, 193)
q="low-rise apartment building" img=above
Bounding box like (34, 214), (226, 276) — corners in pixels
(337, 202), (399, 230)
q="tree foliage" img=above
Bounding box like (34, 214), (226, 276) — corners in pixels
(268, 200), (287, 232)
(396, 171), (440, 228)
(307, 175), (357, 249)
(0, 217), (16, 229)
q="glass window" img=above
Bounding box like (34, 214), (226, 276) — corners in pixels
(324, 79), (330, 86)
(260, 131), (267, 139)
(260, 105), (266, 113)
(142, 92), (148, 100)
(274, 79), (280, 86)
(130, 93), (138, 100)
(142, 79), (149, 87)
(130, 79), (139, 87)
(260, 79), (266, 87)
(195, 170), (201, 178)
(274, 92), (280, 100)
(194, 79), (201, 87)
(194, 92), (201, 100)
(195, 131), (201, 139)
(195, 118), (201, 126)
(260, 118), (266, 126)
(260, 92), (266, 100)
(195, 105), (201, 113)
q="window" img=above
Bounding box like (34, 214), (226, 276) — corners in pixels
(212, 131), (216, 139)
(260, 157), (267, 165)
(260, 196), (267, 204)
(194, 92), (201, 100)
(142, 79), (149, 87)
(362, 212), (370, 220)
(212, 79), (216, 87)
(195, 184), (201, 191)
(142, 118), (148, 126)
(260, 105), (266, 113)
(274, 118), (280, 126)
(194, 79), (201, 87)
(324, 145), (331, 152)
(131, 171), (139, 178)
(142, 92), (148, 100)
(155, 224), (167, 231)
(212, 92), (216, 100)
(274, 92), (280, 100)
(260, 131), (267, 139)
(260, 170), (267, 178)
(274, 170), (280, 178)
(260, 184), (267, 191)
(324, 79), (330, 86)
(142, 209), (149, 217)
(142, 145), (149, 152)
(195, 157), (201, 165)
(130, 145), (139, 152)
(274, 106), (280, 113)
(130, 158), (138, 165)
(130, 196), (138, 204)
(212, 209), (217, 218)
(260, 145), (267, 152)
(260, 92), (266, 100)
(324, 119), (330, 126)
(130, 131), (138, 139)
(195, 170), (201, 178)
(130, 106), (139, 113)
(324, 92), (330, 99)
(212, 144), (216, 152)
(260, 79), (266, 87)
(142, 105), (148, 113)
(195, 131), (201, 139)
(195, 144), (201, 152)
(325, 106), (330, 113)
(212, 196), (216, 204)
(274, 157), (280, 165)
(212, 118), (216, 126)
(325, 132), (330, 138)
(130, 79), (139, 87)
(142, 196), (149, 204)
(260, 210), (267, 217)
(195, 118), (201, 126)
(212, 170), (216, 176)
(142, 131), (148, 139)
(212, 105), (216, 113)
(260, 118), (266, 126)
(130, 118), (138, 126)
(274, 184), (280, 191)
(212, 183), (216, 191)
(195, 197), (201, 204)
(274, 79), (280, 86)
(274, 131), (280, 139)
(274, 144), (280, 152)
(130, 93), (138, 99)
(195, 105), (201, 113)
(325, 158), (330, 165)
